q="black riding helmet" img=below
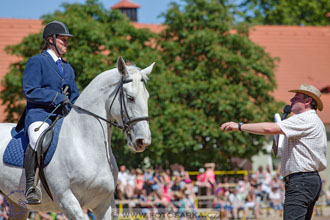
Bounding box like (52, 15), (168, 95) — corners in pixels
(43, 20), (73, 57)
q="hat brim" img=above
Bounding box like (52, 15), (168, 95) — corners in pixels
(58, 33), (74, 37)
(289, 89), (323, 111)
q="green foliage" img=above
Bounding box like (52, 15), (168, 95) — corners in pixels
(241, 0), (330, 25)
(1, 0), (282, 170)
(149, 0), (281, 169)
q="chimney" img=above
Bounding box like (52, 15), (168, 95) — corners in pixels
(111, 0), (140, 22)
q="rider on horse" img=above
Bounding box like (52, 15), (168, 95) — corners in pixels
(20, 20), (79, 204)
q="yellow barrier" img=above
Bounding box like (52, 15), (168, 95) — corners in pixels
(188, 170), (251, 176)
(116, 170), (252, 219)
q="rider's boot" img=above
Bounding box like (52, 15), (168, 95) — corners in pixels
(24, 145), (41, 204)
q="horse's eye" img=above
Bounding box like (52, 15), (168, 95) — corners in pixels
(127, 95), (135, 102)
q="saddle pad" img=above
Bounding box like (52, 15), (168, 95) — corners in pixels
(3, 118), (64, 168)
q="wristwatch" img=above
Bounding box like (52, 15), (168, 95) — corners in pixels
(238, 122), (244, 131)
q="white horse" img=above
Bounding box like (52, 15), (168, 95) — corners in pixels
(0, 56), (154, 219)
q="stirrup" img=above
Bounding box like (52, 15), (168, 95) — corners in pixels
(25, 186), (42, 205)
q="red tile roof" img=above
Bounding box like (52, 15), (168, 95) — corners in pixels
(131, 22), (164, 34)
(249, 26), (330, 122)
(0, 19), (329, 124)
(0, 18), (43, 122)
(111, 0), (140, 9)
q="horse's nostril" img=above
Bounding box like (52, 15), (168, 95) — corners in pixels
(136, 139), (144, 147)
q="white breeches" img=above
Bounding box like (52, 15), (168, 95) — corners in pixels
(28, 121), (50, 150)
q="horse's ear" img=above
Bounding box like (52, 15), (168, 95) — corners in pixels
(140, 62), (156, 76)
(117, 56), (129, 77)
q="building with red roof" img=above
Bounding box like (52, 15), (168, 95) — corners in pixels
(111, 0), (140, 9)
(111, 0), (140, 22)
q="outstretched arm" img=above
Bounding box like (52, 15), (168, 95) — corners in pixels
(221, 122), (284, 135)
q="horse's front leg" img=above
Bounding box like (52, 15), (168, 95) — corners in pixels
(92, 195), (114, 220)
(55, 191), (85, 219)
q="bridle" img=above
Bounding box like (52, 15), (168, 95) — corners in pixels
(69, 77), (149, 136)
(109, 77), (149, 135)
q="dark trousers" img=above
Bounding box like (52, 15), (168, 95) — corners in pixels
(284, 172), (322, 220)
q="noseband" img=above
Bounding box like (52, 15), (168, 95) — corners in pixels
(69, 77), (149, 136)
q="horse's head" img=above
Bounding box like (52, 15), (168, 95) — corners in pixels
(110, 57), (154, 152)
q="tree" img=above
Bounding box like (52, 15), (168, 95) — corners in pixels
(240, 0), (330, 25)
(149, 0), (281, 169)
(0, 0), (163, 167)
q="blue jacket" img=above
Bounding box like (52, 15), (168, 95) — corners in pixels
(22, 50), (79, 131)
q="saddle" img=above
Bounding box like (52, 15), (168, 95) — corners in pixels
(4, 118), (64, 168)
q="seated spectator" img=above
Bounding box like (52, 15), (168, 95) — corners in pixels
(180, 166), (192, 190)
(326, 186), (330, 206)
(144, 167), (154, 182)
(178, 165), (190, 181)
(245, 187), (260, 219)
(126, 169), (137, 199)
(149, 189), (163, 213)
(229, 187), (246, 220)
(269, 186), (283, 217)
(213, 190), (231, 220)
(172, 191), (185, 215)
(221, 176), (231, 193)
(152, 166), (164, 192)
(254, 183), (266, 208)
(183, 178), (195, 200)
(136, 168), (145, 193)
(159, 181), (173, 209)
(255, 165), (265, 185)
(195, 168), (212, 196)
(195, 163), (215, 197)
(143, 179), (155, 196)
(163, 169), (172, 184)
(117, 165), (129, 199)
(138, 189), (155, 220)
(237, 175), (250, 198)
(171, 172), (182, 192)
(204, 163), (216, 186)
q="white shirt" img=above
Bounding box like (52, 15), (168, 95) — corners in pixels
(118, 171), (129, 185)
(269, 189), (281, 201)
(277, 110), (327, 177)
(47, 49), (60, 62)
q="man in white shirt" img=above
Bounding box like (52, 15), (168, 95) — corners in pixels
(117, 165), (129, 199)
(221, 84), (327, 220)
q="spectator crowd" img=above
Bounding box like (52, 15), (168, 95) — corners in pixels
(115, 164), (287, 219)
(1, 164), (329, 220)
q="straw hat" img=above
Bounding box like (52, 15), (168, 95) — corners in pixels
(289, 84), (323, 111)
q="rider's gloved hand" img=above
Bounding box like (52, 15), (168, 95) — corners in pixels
(61, 97), (71, 116)
(63, 96), (71, 106)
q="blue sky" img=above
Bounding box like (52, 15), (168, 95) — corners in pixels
(0, 0), (181, 24)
